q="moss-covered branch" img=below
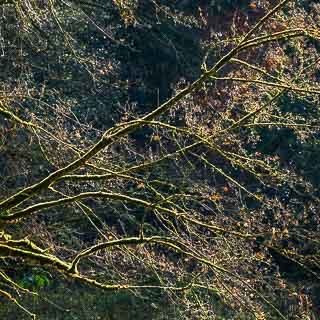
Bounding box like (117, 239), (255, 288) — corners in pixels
(0, 0), (304, 214)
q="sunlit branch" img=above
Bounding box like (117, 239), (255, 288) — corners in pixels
(0, 289), (36, 319)
(198, 155), (264, 202)
(49, 186), (108, 240)
(230, 58), (289, 83)
(1, 190), (253, 239)
(0, 0), (304, 213)
(217, 90), (285, 135)
(59, 119), (280, 183)
(211, 76), (320, 95)
(239, 0), (292, 44)
(243, 122), (319, 129)
(0, 244), (70, 272)
(0, 102), (81, 156)
(238, 29), (306, 51)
